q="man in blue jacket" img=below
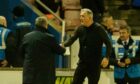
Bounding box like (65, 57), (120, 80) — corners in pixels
(0, 16), (16, 67)
(110, 25), (140, 84)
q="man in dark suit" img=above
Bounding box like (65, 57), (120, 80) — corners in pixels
(21, 16), (65, 84)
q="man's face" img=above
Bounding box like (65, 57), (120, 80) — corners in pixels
(106, 17), (114, 29)
(80, 12), (90, 26)
(119, 29), (130, 41)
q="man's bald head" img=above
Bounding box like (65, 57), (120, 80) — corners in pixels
(0, 16), (7, 27)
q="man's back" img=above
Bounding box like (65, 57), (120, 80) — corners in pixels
(21, 29), (65, 68)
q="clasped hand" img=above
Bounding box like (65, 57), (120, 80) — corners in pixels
(118, 58), (131, 67)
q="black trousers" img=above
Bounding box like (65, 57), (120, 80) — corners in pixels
(72, 63), (101, 84)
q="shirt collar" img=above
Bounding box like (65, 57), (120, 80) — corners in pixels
(123, 38), (129, 45)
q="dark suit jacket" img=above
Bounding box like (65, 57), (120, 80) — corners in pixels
(21, 26), (65, 84)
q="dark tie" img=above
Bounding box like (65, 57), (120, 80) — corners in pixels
(120, 41), (129, 62)
(124, 41), (128, 58)
(124, 41), (128, 50)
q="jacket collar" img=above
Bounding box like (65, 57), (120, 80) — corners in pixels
(117, 37), (134, 46)
(35, 26), (48, 33)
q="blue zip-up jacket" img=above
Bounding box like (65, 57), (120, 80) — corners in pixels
(0, 27), (11, 60)
(110, 37), (140, 79)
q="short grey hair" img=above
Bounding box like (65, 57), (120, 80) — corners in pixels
(35, 16), (48, 27)
(81, 8), (93, 18)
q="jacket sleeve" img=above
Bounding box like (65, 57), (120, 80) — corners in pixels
(64, 27), (80, 47)
(98, 26), (112, 58)
(109, 48), (120, 66)
(131, 42), (140, 64)
(50, 36), (66, 55)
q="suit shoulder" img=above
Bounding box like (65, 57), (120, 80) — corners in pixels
(95, 23), (104, 28)
(75, 25), (85, 32)
(95, 23), (105, 30)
